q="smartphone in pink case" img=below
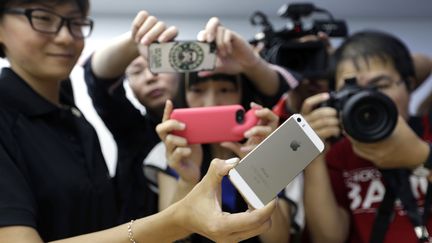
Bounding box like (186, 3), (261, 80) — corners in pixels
(170, 105), (259, 144)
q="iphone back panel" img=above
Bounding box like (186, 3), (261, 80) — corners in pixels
(228, 114), (324, 208)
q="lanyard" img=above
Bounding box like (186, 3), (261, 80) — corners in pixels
(370, 169), (432, 243)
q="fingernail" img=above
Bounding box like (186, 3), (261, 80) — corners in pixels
(140, 37), (148, 45)
(225, 157), (240, 164)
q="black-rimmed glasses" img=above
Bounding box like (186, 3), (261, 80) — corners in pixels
(1, 8), (93, 39)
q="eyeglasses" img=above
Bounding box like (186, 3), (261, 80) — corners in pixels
(1, 8), (93, 39)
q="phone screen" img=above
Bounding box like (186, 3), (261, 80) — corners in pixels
(230, 114), (324, 206)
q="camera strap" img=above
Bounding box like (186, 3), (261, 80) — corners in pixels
(370, 169), (432, 243)
(369, 170), (398, 243)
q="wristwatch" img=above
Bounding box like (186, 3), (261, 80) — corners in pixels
(412, 142), (432, 177)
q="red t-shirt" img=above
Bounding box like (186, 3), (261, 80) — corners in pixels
(326, 115), (432, 243)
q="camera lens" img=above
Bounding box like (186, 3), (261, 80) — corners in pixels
(236, 109), (245, 124)
(341, 90), (397, 143)
(297, 117), (302, 123)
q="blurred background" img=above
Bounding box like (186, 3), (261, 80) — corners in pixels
(85, 0), (432, 57)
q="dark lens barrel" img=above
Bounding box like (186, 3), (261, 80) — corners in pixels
(341, 90), (398, 143)
(236, 109), (245, 124)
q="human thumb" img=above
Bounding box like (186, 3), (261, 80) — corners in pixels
(202, 158), (239, 185)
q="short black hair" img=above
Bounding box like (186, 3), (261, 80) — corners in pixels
(329, 30), (415, 90)
(0, 0), (90, 58)
(173, 72), (264, 109)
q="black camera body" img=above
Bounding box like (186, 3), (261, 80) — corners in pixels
(321, 78), (398, 143)
(250, 3), (348, 80)
(265, 37), (329, 80)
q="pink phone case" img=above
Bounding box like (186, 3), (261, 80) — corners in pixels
(170, 105), (259, 144)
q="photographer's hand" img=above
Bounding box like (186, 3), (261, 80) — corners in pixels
(174, 158), (276, 243)
(297, 32), (335, 54)
(156, 100), (203, 185)
(197, 17), (259, 74)
(220, 103), (279, 158)
(349, 116), (430, 169)
(91, 10), (178, 79)
(132, 11), (178, 45)
(301, 92), (341, 142)
(132, 11), (178, 58)
(197, 17), (280, 96)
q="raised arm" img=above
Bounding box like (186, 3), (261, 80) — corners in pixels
(155, 100), (203, 208)
(197, 17), (281, 97)
(91, 10), (178, 79)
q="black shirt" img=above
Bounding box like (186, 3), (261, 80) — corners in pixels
(0, 68), (124, 241)
(83, 58), (163, 192)
(83, 57), (161, 158)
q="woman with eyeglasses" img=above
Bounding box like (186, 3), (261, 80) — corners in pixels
(0, 1), (277, 242)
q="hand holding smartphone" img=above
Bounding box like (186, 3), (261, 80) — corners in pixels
(228, 114), (324, 209)
(148, 41), (216, 73)
(169, 105), (259, 144)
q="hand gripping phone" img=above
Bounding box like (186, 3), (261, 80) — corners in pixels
(148, 41), (216, 73)
(228, 114), (325, 209)
(169, 105), (259, 144)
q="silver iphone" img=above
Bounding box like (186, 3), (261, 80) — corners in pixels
(228, 114), (325, 209)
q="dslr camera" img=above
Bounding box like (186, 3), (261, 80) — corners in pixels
(320, 78), (398, 143)
(250, 3), (348, 80)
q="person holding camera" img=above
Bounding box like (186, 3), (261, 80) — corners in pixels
(0, 1), (279, 242)
(269, 31), (333, 122)
(155, 17), (294, 243)
(84, 11), (182, 214)
(300, 30), (432, 243)
(83, 11), (293, 212)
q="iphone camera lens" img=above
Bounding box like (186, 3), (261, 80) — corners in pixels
(236, 110), (245, 124)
